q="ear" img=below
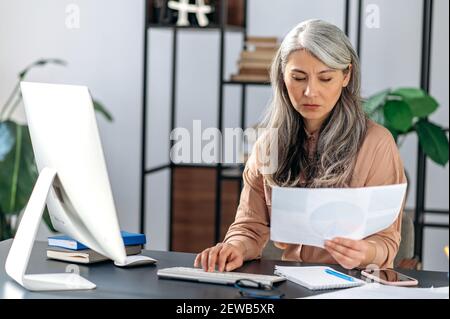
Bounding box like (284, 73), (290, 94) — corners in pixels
(343, 64), (352, 88)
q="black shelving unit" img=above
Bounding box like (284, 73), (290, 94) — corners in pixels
(140, 0), (448, 259)
(140, 0), (265, 250)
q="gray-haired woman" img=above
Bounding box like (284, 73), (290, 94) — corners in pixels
(195, 19), (406, 272)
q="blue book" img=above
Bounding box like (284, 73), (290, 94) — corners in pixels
(48, 231), (146, 251)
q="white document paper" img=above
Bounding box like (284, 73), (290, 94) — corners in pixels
(270, 183), (407, 248)
(301, 283), (449, 299)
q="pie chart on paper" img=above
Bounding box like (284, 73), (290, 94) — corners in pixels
(308, 201), (365, 240)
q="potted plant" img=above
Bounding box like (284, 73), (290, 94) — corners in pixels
(0, 58), (113, 240)
(363, 87), (449, 166)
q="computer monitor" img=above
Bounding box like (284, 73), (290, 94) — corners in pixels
(5, 82), (127, 291)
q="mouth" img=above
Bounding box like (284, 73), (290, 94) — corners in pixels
(303, 104), (321, 108)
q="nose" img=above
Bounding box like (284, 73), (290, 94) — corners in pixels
(304, 80), (318, 97)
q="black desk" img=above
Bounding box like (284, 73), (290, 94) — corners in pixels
(0, 239), (448, 299)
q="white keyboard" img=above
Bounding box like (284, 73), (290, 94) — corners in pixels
(157, 267), (285, 287)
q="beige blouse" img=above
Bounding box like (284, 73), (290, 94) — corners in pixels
(223, 120), (407, 269)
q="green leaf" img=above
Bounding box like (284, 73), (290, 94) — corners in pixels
(42, 208), (57, 233)
(391, 87), (426, 99)
(0, 211), (13, 240)
(416, 120), (449, 166)
(363, 89), (390, 114)
(18, 58), (67, 79)
(367, 107), (385, 126)
(384, 100), (413, 133)
(404, 95), (439, 118)
(93, 99), (113, 122)
(0, 121), (38, 215)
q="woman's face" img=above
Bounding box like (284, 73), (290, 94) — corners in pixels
(283, 49), (351, 131)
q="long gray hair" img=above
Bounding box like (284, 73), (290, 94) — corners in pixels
(262, 19), (368, 188)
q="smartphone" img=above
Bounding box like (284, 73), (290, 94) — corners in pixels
(361, 269), (419, 286)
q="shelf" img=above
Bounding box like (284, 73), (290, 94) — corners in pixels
(145, 162), (243, 180)
(145, 163), (225, 175)
(172, 163), (218, 169)
(145, 163), (171, 175)
(142, 0), (250, 247)
(221, 166), (244, 180)
(222, 80), (271, 86)
(148, 24), (245, 33)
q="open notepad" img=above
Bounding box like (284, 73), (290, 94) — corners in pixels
(274, 266), (366, 291)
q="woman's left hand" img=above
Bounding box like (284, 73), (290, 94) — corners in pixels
(324, 237), (375, 269)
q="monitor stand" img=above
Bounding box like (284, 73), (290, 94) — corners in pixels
(4, 167), (96, 291)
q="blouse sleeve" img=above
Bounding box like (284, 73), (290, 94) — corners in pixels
(360, 128), (407, 269)
(223, 141), (271, 261)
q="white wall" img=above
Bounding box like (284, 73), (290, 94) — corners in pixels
(0, 0), (144, 236)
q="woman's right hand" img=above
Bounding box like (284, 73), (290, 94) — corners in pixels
(194, 242), (245, 272)
(273, 242), (289, 249)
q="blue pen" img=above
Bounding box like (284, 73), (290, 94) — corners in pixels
(325, 268), (355, 282)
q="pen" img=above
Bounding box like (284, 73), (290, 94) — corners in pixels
(325, 268), (355, 282)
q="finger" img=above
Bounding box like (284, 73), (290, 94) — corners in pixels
(326, 247), (358, 269)
(325, 240), (362, 259)
(217, 247), (233, 272)
(274, 242), (288, 249)
(201, 249), (210, 271)
(225, 254), (243, 272)
(208, 245), (223, 272)
(330, 237), (363, 250)
(194, 253), (201, 268)
(326, 248), (355, 269)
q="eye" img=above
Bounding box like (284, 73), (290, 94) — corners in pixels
(292, 76), (306, 82)
(320, 78), (332, 82)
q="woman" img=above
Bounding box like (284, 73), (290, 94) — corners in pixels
(195, 19), (406, 272)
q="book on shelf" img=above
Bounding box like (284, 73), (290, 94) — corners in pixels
(230, 36), (279, 83)
(246, 36), (279, 44)
(253, 46), (279, 54)
(245, 37), (279, 50)
(46, 245), (142, 264)
(230, 74), (270, 83)
(246, 43), (279, 51)
(240, 50), (276, 61)
(48, 231), (146, 251)
(239, 68), (270, 76)
(238, 60), (272, 70)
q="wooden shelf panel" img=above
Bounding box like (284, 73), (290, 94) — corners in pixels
(171, 167), (241, 253)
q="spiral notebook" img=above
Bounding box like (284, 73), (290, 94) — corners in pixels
(274, 266), (365, 291)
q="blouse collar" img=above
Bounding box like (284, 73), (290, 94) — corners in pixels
(304, 127), (320, 140)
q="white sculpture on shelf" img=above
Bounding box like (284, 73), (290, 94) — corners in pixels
(168, 0), (213, 27)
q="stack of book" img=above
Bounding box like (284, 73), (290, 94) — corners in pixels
(46, 231), (146, 264)
(230, 36), (280, 83)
